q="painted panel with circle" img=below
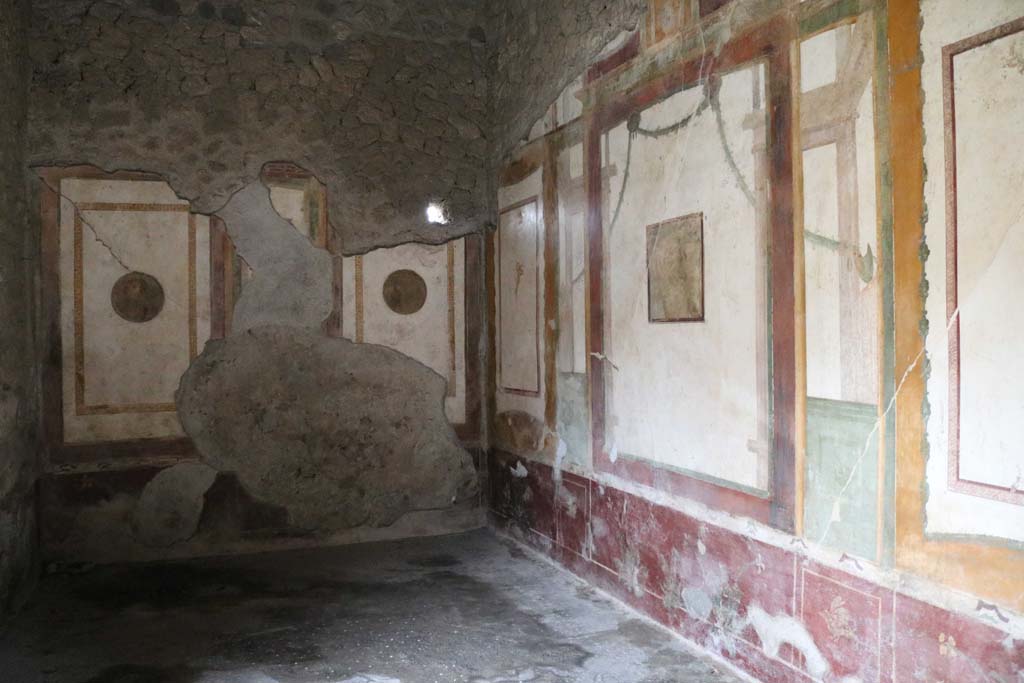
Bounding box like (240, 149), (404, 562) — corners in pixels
(57, 178), (212, 444)
(341, 240), (466, 424)
(110, 271), (165, 323)
(383, 269), (428, 315)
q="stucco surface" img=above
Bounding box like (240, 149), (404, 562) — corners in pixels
(602, 65), (770, 492)
(56, 177), (212, 443)
(218, 182), (334, 331)
(176, 326), (478, 532)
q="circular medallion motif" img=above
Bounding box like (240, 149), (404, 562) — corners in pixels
(382, 269), (427, 315)
(111, 271), (165, 323)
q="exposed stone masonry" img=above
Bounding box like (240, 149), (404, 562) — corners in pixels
(28, 0), (491, 252)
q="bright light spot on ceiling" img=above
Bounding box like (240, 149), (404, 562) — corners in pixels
(426, 202), (449, 225)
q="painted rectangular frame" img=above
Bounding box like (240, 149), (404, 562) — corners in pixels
(71, 203), (197, 416)
(942, 16), (1024, 506)
(586, 16), (796, 528)
(38, 167), (215, 466)
(891, 0), (1024, 610)
(351, 242), (460, 398)
(496, 196), (543, 398)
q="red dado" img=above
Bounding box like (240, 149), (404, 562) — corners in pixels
(488, 450), (1024, 683)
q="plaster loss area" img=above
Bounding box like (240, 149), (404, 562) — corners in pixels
(177, 326), (478, 532)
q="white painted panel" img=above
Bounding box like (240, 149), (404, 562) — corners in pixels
(804, 143), (843, 400)
(496, 169), (546, 423)
(921, 0), (1024, 540)
(59, 179), (211, 443)
(557, 142), (588, 376)
(80, 207), (191, 407)
(269, 186), (311, 238)
(802, 29), (838, 92)
(557, 75), (584, 127)
(954, 28), (1024, 491)
(364, 242), (465, 424)
(497, 200), (541, 394)
(603, 62), (770, 491)
(340, 240), (467, 425)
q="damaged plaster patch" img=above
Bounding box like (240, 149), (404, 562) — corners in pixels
(216, 181), (333, 331)
(618, 543), (648, 598)
(495, 410), (546, 453)
(132, 462), (218, 548)
(176, 326), (477, 532)
(745, 605), (832, 680)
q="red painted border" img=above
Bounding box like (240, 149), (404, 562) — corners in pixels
(209, 217), (229, 340)
(943, 17), (1024, 506)
(487, 449), (1024, 682)
(455, 233), (484, 445)
(585, 17), (795, 528)
(586, 32), (641, 85)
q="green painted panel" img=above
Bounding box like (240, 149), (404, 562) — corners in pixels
(804, 397), (879, 561)
(556, 372), (591, 469)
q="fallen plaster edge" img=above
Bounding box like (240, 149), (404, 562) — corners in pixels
(492, 528), (764, 683)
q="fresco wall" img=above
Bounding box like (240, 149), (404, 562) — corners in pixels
(920, 0), (1024, 543)
(799, 12), (884, 564)
(341, 239), (469, 427)
(55, 178), (213, 444)
(489, 0), (1024, 680)
(600, 60), (771, 495)
(555, 138), (591, 471)
(37, 166), (482, 564)
(24, 0), (503, 571)
(491, 168), (550, 456)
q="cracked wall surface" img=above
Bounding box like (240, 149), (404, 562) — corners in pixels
(0, 0), (38, 615)
(28, 0), (491, 253)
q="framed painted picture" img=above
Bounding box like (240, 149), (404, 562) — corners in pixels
(646, 212), (704, 322)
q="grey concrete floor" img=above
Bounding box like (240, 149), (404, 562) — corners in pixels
(0, 529), (746, 683)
